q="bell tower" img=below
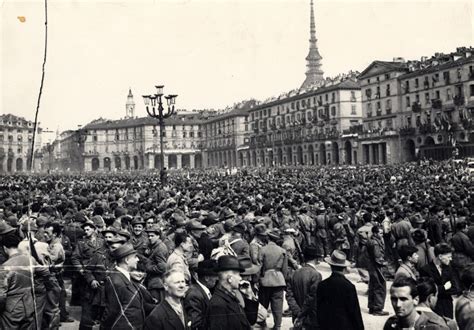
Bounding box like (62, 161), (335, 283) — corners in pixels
(125, 88), (135, 118)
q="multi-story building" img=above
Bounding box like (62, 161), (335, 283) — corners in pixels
(348, 47), (474, 164)
(0, 114), (42, 173)
(202, 100), (257, 168)
(245, 74), (362, 166)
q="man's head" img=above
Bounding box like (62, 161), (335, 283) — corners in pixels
(218, 269), (241, 291)
(147, 229), (161, 245)
(44, 222), (62, 243)
(132, 223), (144, 236)
(174, 231), (193, 253)
(82, 223), (96, 238)
(390, 277), (419, 319)
(113, 243), (139, 271)
(196, 259), (218, 290)
(434, 243), (452, 266)
(163, 270), (188, 299)
(398, 245), (419, 265)
(2, 233), (21, 255)
(145, 218), (155, 229)
(371, 224), (383, 238)
(417, 278), (438, 309)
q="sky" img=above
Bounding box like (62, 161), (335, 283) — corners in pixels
(1, 0), (473, 138)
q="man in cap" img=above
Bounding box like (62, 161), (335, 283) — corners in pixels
(367, 224), (389, 316)
(208, 255), (259, 330)
(71, 220), (107, 330)
(144, 224), (169, 303)
(286, 244), (322, 329)
(316, 250), (364, 330)
(187, 220), (210, 263)
(130, 216), (149, 256)
(183, 260), (218, 330)
(102, 226), (118, 246)
(249, 224), (267, 266)
(314, 206), (330, 260)
(258, 228), (288, 329)
(229, 220), (250, 258)
(102, 243), (156, 329)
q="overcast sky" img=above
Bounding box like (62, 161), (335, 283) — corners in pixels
(1, 0), (472, 136)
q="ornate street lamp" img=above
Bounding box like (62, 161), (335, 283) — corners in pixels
(143, 85), (177, 178)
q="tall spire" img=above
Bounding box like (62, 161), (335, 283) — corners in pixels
(301, 0), (324, 89)
(125, 88), (135, 118)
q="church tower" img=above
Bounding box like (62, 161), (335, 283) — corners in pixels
(301, 0), (324, 89)
(125, 88), (135, 118)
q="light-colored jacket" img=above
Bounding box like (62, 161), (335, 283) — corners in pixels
(259, 241), (288, 287)
(455, 291), (474, 330)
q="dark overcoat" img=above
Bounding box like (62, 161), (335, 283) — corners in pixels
(183, 283), (210, 330)
(316, 272), (364, 330)
(207, 285), (259, 330)
(101, 270), (155, 330)
(144, 299), (190, 330)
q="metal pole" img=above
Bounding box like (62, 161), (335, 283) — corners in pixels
(159, 117), (165, 172)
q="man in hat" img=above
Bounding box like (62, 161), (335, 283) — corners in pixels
(130, 216), (149, 257)
(102, 226), (118, 246)
(286, 244), (322, 329)
(316, 250), (364, 330)
(314, 206), (329, 260)
(102, 243), (155, 329)
(249, 224), (267, 266)
(229, 220), (250, 258)
(451, 220), (474, 290)
(258, 228), (288, 329)
(208, 255), (259, 330)
(183, 260), (218, 330)
(71, 220), (107, 330)
(367, 224), (389, 316)
(187, 220), (211, 262)
(145, 269), (189, 330)
(144, 224), (169, 303)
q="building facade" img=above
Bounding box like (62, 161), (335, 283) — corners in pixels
(245, 74), (363, 167)
(0, 114), (42, 173)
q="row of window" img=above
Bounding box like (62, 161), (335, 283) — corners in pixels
(0, 135), (33, 142)
(250, 91), (358, 120)
(403, 66), (473, 93)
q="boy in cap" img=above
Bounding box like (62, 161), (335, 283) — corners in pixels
(144, 224), (169, 303)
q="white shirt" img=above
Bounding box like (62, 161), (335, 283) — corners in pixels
(196, 279), (212, 300)
(116, 266), (131, 282)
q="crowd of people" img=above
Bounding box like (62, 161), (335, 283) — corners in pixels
(0, 159), (473, 330)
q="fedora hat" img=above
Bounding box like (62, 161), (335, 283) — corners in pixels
(81, 220), (96, 230)
(111, 243), (137, 260)
(254, 223), (268, 236)
(267, 228), (281, 242)
(102, 226), (118, 235)
(117, 229), (131, 240)
(216, 255), (244, 272)
(145, 224), (162, 234)
(238, 256), (261, 276)
(325, 250), (351, 268)
(196, 259), (218, 276)
(0, 221), (15, 235)
(186, 220), (206, 231)
(303, 245), (320, 260)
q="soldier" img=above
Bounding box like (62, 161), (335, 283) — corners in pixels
(71, 220), (107, 330)
(314, 205), (329, 261)
(144, 224), (169, 303)
(130, 216), (149, 256)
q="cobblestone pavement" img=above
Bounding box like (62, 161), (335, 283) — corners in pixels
(60, 262), (394, 330)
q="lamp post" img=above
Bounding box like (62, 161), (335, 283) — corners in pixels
(143, 85), (177, 176)
(72, 128), (88, 172)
